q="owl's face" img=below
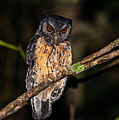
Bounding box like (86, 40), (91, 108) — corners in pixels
(37, 15), (72, 46)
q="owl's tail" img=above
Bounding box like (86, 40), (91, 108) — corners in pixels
(31, 96), (51, 120)
(30, 78), (67, 119)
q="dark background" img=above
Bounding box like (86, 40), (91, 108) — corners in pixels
(0, 0), (119, 120)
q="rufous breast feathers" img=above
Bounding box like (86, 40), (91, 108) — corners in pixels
(33, 37), (72, 84)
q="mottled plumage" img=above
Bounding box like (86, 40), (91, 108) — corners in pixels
(25, 15), (72, 119)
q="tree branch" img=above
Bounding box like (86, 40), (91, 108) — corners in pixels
(0, 38), (119, 119)
(68, 58), (119, 87)
(80, 38), (119, 64)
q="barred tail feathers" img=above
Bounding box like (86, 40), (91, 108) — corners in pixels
(30, 78), (67, 119)
(31, 96), (52, 120)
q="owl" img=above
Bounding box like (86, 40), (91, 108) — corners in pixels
(25, 15), (72, 119)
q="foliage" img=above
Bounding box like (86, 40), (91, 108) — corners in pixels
(0, 40), (25, 59)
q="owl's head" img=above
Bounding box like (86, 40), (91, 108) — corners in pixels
(36, 15), (72, 46)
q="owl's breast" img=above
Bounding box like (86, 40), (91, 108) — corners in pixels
(47, 43), (72, 77)
(34, 37), (72, 84)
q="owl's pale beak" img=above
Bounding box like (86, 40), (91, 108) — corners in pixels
(54, 35), (58, 44)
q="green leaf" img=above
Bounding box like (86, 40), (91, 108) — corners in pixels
(70, 63), (85, 72)
(93, 55), (96, 59)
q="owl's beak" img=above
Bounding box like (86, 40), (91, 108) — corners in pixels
(54, 35), (58, 44)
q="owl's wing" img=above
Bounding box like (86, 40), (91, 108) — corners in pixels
(25, 35), (40, 91)
(50, 78), (67, 103)
(26, 35), (40, 65)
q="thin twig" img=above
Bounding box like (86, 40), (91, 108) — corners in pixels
(80, 38), (119, 64)
(0, 40), (19, 51)
(0, 40), (26, 59)
(78, 49), (119, 74)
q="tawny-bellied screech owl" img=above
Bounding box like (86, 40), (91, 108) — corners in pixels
(25, 15), (72, 119)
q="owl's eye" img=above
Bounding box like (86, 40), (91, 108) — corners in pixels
(47, 25), (53, 32)
(61, 28), (67, 34)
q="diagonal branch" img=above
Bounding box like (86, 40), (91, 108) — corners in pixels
(79, 49), (119, 73)
(0, 38), (119, 120)
(80, 38), (119, 64)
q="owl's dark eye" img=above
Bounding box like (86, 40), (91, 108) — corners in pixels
(61, 27), (67, 34)
(47, 25), (53, 32)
